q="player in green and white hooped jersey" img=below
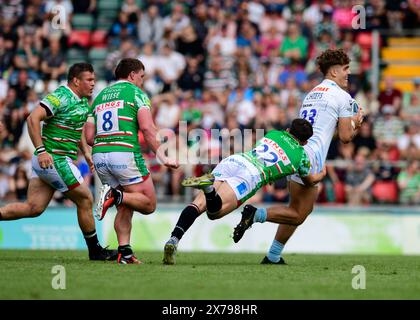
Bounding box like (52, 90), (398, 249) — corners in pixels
(163, 119), (326, 265)
(86, 58), (179, 264)
(0, 63), (117, 261)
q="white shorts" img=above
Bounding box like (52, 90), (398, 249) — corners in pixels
(212, 155), (262, 205)
(93, 152), (150, 188)
(31, 155), (83, 193)
(287, 145), (322, 186)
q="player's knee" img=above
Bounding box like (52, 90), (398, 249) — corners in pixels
(294, 216), (306, 226)
(143, 201), (156, 215)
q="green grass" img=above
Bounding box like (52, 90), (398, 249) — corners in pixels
(1, 250), (419, 299)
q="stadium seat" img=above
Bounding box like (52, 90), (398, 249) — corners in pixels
(66, 48), (89, 66)
(97, 0), (122, 20)
(68, 30), (91, 48)
(334, 181), (346, 204)
(97, 0), (123, 11)
(72, 14), (95, 31)
(372, 181), (399, 203)
(96, 14), (114, 30)
(91, 30), (108, 48)
(89, 48), (108, 78)
(356, 32), (373, 49)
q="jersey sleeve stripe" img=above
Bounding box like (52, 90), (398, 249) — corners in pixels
(118, 116), (133, 122)
(96, 131), (134, 138)
(40, 101), (54, 116)
(52, 137), (79, 143)
(94, 142), (134, 148)
(52, 149), (78, 155)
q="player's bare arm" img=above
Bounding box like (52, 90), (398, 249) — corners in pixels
(138, 107), (179, 169)
(80, 124), (94, 172)
(301, 166), (327, 187)
(338, 106), (364, 143)
(27, 105), (53, 169)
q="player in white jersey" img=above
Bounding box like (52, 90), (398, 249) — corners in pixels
(233, 49), (364, 264)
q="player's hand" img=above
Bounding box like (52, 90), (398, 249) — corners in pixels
(320, 166), (327, 178)
(38, 152), (54, 169)
(352, 106), (364, 130)
(85, 153), (95, 172)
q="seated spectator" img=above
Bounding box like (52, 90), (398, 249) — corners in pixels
(108, 12), (137, 47)
(10, 69), (31, 107)
(154, 93), (181, 130)
(354, 84), (380, 116)
(353, 121), (377, 158)
(72, 0), (97, 14)
(12, 34), (41, 82)
(137, 4), (164, 46)
(15, 5), (43, 51)
(190, 3), (209, 42)
(278, 58), (307, 87)
(397, 160), (420, 205)
(203, 56), (236, 93)
(41, 37), (67, 87)
(121, 0), (141, 23)
(373, 105), (405, 149)
(236, 20), (259, 50)
(42, 9), (71, 50)
(105, 39), (138, 82)
(156, 43), (186, 93)
(345, 152), (375, 205)
(378, 76), (402, 114)
(1, 0), (24, 25)
(0, 35), (14, 78)
(397, 123), (420, 160)
(175, 25), (205, 63)
(177, 57), (204, 93)
(263, 177), (290, 203)
(258, 26), (283, 59)
(401, 77), (420, 122)
(163, 2), (190, 35)
(332, 0), (355, 29)
(207, 24), (237, 57)
(9, 165), (29, 201)
(279, 21), (308, 64)
(45, 0), (74, 30)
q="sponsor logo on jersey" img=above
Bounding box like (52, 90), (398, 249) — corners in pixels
(236, 182), (248, 195)
(312, 86), (330, 92)
(45, 94), (60, 108)
(95, 100), (124, 113)
(262, 138), (291, 166)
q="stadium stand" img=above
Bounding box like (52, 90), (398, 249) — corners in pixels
(0, 0), (419, 205)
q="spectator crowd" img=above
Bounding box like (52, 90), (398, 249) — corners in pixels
(1, 0), (420, 205)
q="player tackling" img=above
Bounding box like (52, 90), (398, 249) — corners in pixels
(233, 48), (364, 264)
(163, 118), (326, 264)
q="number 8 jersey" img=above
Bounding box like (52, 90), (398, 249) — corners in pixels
(299, 79), (354, 169)
(92, 80), (151, 154)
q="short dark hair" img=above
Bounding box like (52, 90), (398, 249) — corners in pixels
(114, 58), (145, 79)
(289, 118), (313, 143)
(67, 63), (94, 82)
(316, 49), (350, 76)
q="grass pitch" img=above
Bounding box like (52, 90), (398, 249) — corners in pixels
(0, 250), (419, 300)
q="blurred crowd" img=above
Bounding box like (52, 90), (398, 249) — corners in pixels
(1, 0), (420, 206)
